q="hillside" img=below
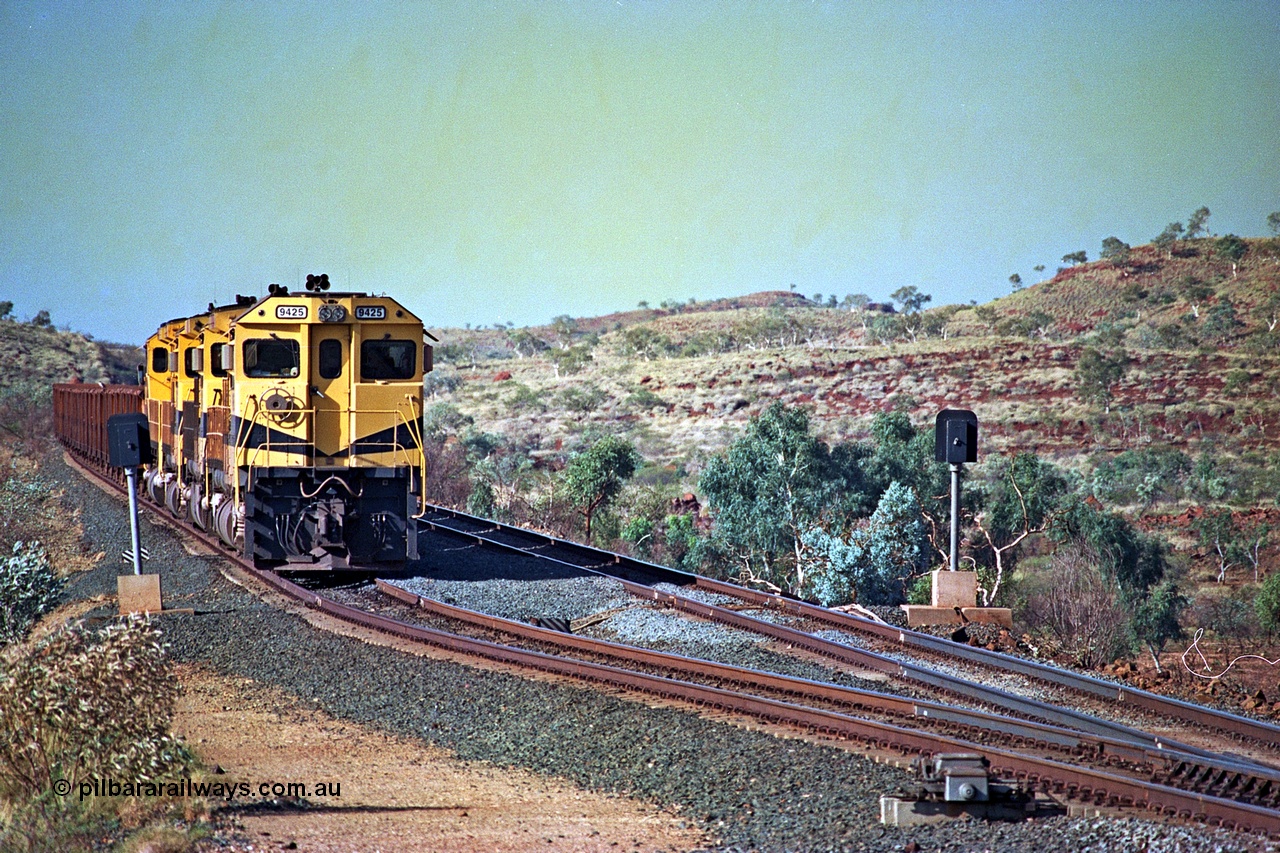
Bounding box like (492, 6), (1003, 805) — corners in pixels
(6, 236), (1276, 503)
(6, 235), (1279, 566)
(419, 236), (1280, 671)
(0, 318), (142, 396)
(429, 236), (1280, 475)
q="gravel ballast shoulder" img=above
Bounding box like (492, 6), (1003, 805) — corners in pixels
(47, 454), (1279, 852)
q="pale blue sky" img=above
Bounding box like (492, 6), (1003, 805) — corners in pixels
(2, 1), (1278, 343)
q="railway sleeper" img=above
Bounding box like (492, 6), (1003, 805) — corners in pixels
(1205, 775), (1251, 800)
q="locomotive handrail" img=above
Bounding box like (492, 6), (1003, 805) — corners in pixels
(240, 396), (310, 476)
(395, 395), (429, 518)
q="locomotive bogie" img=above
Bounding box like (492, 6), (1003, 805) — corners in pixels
(243, 467), (418, 569)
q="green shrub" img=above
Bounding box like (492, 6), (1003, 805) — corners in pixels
(0, 618), (191, 848)
(547, 344), (593, 376)
(0, 542), (63, 646)
(1090, 448), (1190, 506)
(622, 388), (667, 411)
(557, 384), (608, 413)
(1188, 451), (1230, 503)
(659, 512), (704, 572)
(907, 573), (933, 605)
(505, 383), (546, 412)
(616, 326), (675, 360)
(1256, 573), (1280, 638)
(1128, 578), (1187, 669)
(621, 517), (655, 560)
(0, 474), (54, 553)
(421, 402), (473, 441)
(466, 480), (495, 518)
(423, 370), (464, 397)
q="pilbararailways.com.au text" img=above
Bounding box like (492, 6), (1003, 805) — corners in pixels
(56, 777), (342, 801)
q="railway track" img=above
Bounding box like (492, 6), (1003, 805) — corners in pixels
(416, 504), (1280, 751)
(58, 448), (1280, 837)
(367, 578), (1280, 804)
(282, 575), (1280, 834)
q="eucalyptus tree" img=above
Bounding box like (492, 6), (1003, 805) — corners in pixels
(1100, 236), (1131, 266)
(890, 285), (932, 313)
(563, 435), (642, 540)
(1153, 222), (1184, 257)
(1185, 206), (1211, 239)
(698, 403), (869, 593)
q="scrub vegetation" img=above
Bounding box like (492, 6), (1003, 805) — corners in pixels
(0, 619), (198, 853)
(420, 224), (1280, 704)
(0, 316), (202, 850)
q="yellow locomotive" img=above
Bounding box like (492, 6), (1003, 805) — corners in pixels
(141, 275), (431, 569)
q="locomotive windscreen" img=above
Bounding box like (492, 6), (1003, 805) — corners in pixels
(360, 339), (416, 380)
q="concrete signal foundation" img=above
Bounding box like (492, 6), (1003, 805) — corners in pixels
(118, 574), (162, 615)
(901, 570), (1012, 628)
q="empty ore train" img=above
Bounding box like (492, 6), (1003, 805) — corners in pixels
(54, 276), (433, 570)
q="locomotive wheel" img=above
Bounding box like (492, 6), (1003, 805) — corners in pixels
(164, 478), (183, 518)
(186, 482), (209, 530)
(213, 498), (240, 549)
(146, 470), (165, 505)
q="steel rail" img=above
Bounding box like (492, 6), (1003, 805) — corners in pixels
(416, 505), (1279, 773)
(374, 580), (1114, 755)
(419, 503), (1280, 747)
(374, 578), (1280, 797)
(53, 446), (1280, 835)
(691, 575), (1280, 746)
(275, 573), (1278, 836)
(626, 578), (1280, 775)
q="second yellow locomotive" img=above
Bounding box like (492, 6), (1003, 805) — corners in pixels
(142, 275), (432, 569)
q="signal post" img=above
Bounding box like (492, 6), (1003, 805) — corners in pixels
(900, 410), (1012, 629)
(107, 413), (163, 614)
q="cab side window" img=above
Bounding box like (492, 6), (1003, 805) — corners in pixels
(210, 343), (229, 377)
(183, 347), (203, 378)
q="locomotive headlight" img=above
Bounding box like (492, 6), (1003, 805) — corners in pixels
(318, 304), (347, 323)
